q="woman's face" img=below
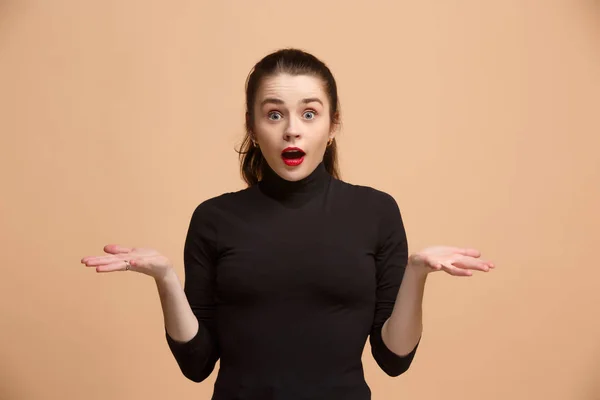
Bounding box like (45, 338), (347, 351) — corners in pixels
(251, 73), (336, 182)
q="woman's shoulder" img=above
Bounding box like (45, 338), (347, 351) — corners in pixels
(189, 186), (256, 217)
(332, 178), (399, 208)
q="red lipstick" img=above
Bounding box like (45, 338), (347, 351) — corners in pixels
(281, 147), (305, 166)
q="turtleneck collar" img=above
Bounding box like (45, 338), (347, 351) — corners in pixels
(258, 161), (331, 207)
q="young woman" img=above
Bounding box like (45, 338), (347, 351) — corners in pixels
(81, 48), (495, 399)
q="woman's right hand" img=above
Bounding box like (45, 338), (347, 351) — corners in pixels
(81, 244), (174, 280)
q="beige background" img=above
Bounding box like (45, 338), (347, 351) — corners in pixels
(1, 1), (599, 399)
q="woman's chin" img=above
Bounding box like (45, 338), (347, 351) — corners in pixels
(277, 159), (312, 181)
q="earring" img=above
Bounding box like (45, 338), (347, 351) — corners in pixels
(327, 138), (334, 147)
(251, 138), (259, 148)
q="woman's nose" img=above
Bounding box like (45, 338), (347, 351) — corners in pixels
(284, 116), (303, 139)
(284, 131), (301, 141)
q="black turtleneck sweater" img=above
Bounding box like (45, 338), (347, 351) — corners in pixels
(165, 161), (419, 399)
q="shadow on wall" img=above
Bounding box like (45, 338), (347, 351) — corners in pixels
(586, 0), (600, 394)
(586, 346), (600, 400)
(0, 0), (23, 34)
(0, 363), (27, 400)
(2, 2), (30, 397)
(592, 0), (600, 23)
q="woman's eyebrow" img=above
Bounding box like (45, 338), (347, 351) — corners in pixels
(260, 98), (323, 107)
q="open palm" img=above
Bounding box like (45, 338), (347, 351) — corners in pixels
(81, 244), (173, 279)
(408, 246), (495, 277)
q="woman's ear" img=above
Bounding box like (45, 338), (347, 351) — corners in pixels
(330, 111), (340, 134)
(329, 122), (340, 139)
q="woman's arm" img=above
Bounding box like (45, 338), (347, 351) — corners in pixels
(161, 200), (221, 383)
(381, 265), (427, 357)
(382, 247), (494, 356)
(155, 269), (199, 343)
(368, 192), (419, 377)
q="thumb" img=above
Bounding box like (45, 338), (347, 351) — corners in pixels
(454, 247), (481, 258)
(104, 244), (133, 254)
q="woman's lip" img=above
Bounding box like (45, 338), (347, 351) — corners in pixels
(282, 155), (304, 166)
(281, 147), (305, 155)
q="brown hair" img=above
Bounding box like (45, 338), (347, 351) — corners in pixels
(236, 48), (342, 186)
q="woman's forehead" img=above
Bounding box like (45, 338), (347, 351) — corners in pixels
(258, 74), (327, 102)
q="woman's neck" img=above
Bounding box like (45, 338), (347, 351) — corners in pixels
(258, 161), (330, 207)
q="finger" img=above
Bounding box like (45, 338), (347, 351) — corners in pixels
(104, 244), (133, 254)
(452, 247), (481, 258)
(452, 256), (490, 272)
(95, 260), (130, 273)
(83, 255), (123, 266)
(440, 263), (472, 277)
(429, 263), (443, 271)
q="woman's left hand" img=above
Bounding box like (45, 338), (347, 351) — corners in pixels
(407, 246), (495, 277)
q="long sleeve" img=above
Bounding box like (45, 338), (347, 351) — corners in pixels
(158, 162), (425, 397)
(369, 192), (419, 377)
(165, 200), (220, 382)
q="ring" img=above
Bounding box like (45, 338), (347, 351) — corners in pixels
(124, 260), (131, 271)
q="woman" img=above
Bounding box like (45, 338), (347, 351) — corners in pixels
(81, 48), (494, 399)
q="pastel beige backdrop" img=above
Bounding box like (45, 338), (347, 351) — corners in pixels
(1, 1), (598, 399)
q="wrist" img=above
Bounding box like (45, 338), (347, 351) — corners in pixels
(155, 267), (179, 286)
(406, 261), (429, 282)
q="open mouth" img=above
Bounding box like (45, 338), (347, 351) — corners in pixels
(281, 147), (306, 166)
(281, 150), (305, 159)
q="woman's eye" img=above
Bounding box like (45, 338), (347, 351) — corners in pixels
(267, 112), (282, 121)
(268, 111), (316, 120)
